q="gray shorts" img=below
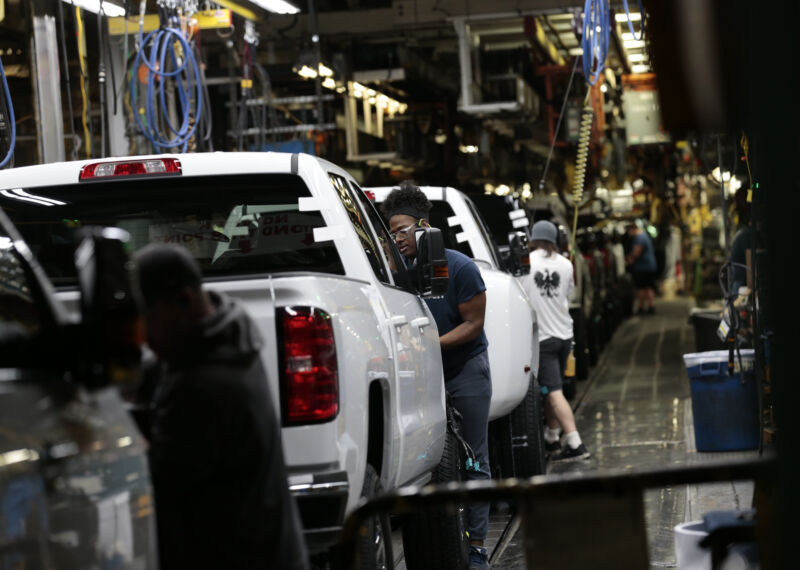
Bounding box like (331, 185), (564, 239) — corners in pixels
(538, 337), (572, 394)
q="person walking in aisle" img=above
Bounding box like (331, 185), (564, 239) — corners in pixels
(524, 220), (591, 461)
(626, 221), (658, 315)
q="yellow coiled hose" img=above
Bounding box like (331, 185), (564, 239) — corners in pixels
(570, 92), (594, 256)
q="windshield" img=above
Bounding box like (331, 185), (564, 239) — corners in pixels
(427, 201), (474, 258)
(0, 174), (345, 286)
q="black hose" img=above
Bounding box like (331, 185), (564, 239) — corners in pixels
(57, 0), (78, 160)
(97, 0), (107, 157)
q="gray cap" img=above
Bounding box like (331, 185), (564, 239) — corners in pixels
(531, 220), (558, 244)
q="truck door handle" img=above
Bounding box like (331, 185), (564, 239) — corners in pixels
(411, 317), (430, 328)
(390, 315), (408, 327)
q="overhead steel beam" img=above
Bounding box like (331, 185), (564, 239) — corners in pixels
(30, 0), (65, 163)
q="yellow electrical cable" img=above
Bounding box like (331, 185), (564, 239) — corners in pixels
(76, 6), (91, 158)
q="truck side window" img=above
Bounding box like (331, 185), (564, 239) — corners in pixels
(464, 197), (503, 267)
(328, 173), (390, 283)
(0, 234), (42, 341)
(348, 182), (418, 294)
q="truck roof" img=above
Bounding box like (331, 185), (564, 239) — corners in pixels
(0, 152), (349, 189)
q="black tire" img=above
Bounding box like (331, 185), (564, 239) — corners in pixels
(562, 377), (576, 401)
(488, 415), (515, 480)
(572, 309), (590, 381)
(358, 465), (394, 570)
(400, 424), (469, 570)
(509, 374), (546, 477)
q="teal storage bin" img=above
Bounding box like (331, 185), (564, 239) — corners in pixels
(683, 350), (760, 452)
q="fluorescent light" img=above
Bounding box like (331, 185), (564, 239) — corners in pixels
(624, 39), (646, 49)
(568, 47), (583, 56)
(628, 53), (647, 62)
(631, 64), (650, 74)
(248, 0), (300, 14)
(318, 63), (333, 77)
(615, 12), (641, 22)
(459, 144), (479, 154)
(296, 65), (317, 79)
(67, 0), (126, 16)
(621, 32), (636, 41)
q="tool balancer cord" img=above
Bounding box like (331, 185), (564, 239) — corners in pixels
(0, 56), (16, 169)
(131, 25), (203, 153)
(622, 0), (645, 41)
(581, 0), (610, 86)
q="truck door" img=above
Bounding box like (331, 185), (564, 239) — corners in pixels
(329, 175), (445, 487)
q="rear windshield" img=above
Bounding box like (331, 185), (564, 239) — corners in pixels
(0, 174), (344, 285)
(428, 201), (474, 258)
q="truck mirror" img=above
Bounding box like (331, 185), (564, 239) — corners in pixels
(507, 231), (531, 276)
(74, 227), (144, 391)
(414, 227), (448, 297)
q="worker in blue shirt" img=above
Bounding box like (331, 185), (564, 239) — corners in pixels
(626, 222), (658, 314)
(381, 181), (492, 570)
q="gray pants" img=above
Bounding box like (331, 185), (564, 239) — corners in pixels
(445, 349), (492, 541)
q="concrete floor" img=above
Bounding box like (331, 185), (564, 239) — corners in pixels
(490, 298), (759, 569)
(387, 297), (761, 569)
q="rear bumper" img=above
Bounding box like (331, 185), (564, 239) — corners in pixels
(288, 470), (349, 551)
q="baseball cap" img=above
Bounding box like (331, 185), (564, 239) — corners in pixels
(531, 220), (558, 244)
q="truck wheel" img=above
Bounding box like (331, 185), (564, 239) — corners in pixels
(488, 415), (515, 479)
(572, 309), (590, 380)
(400, 424), (469, 569)
(510, 374), (546, 477)
(358, 465), (394, 570)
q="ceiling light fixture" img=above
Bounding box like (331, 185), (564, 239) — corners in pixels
(628, 53), (647, 62)
(66, 0), (126, 16)
(348, 81), (408, 115)
(568, 47), (583, 56)
(631, 64), (650, 74)
(248, 0), (300, 14)
(615, 12), (641, 22)
(624, 39), (646, 49)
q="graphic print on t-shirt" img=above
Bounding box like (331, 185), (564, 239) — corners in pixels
(534, 269), (560, 298)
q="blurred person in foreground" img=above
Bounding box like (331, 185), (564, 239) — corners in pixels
(136, 243), (308, 570)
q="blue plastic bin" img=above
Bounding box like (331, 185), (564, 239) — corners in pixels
(683, 350), (760, 452)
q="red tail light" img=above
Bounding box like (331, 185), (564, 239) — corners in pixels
(279, 307), (339, 425)
(79, 158), (182, 181)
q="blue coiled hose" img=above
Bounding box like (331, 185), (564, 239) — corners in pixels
(622, 0), (645, 41)
(131, 27), (203, 153)
(0, 56), (16, 169)
(581, 0), (610, 86)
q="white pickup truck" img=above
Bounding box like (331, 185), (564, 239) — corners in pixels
(369, 186), (545, 478)
(0, 153), (466, 567)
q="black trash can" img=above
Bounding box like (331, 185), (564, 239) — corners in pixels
(688, 309), (728, 353)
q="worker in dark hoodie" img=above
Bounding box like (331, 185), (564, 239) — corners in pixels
(135, 243), (308, 570)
